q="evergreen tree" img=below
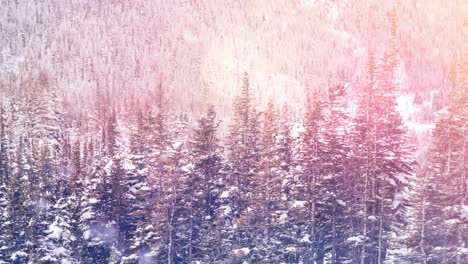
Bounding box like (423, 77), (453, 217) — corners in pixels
(385, 166), (427, 264)
(80, 158), (111, 264)
(0, 103), (12, 263)
(293, 90), (327, 263)
(251, 99), (290, 262)
(183, 105), (227, 262)
(125, 108), (156, 264)
(423, 80), (467, 263)
(226, 72), (262, 262)
(21, 73), (66, 263)
(349, 21), (415, 262)
(8, 137), (35, 263)
(319, 84), (352, 263)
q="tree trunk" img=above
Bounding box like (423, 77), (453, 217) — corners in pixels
(377, 186), (384, 264)
(420, 175), (427, 264)
(188, 195), (193, 263)
(456, 138), (466, 264)
(332, 199), (337, 263)
(360, 169), (368, 264)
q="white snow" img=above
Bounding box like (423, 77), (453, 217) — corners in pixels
(285, 246), (297, 252)
(171, 141), (184, 150)
(337, 199), (347, 207)
(40, 256), (57, 262)
(53, 246), (67, 256)
(35, 198), (51, 212)
(104, 160), (114, 175)
(392, 193), (405, 209)
(0, 49), (24, 75)
(89, 198), (98, 204)
(183, 30), (199, 44)
(220, 205), (232, 215)
(180, 163), (193, 173)
(220, 190), (230, 198)
(81, 211), (94, 221)
(301, 0), (317, 8)
(346, 236), (364, 245)
(220, 187), (238, 198)
(122, 159), (136, 171)
(232, 248), (250, 256)
(47, 221), (63, 240)
(291, 200), (307, 208)
(125, 193), (136, 200)
(300, 234), (312, 243)
(445, 219), (459, 225)
(291, 123), (306, 139)
(140, 186), (152, 191)
(461, 205), (468, 219)
(279, 211), (288, 222)
(10, 251), (28, 261)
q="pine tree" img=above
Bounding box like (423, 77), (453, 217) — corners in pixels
(423, 78), (467, 263)
(319, 84), (352, 263)
(124, 108), (156, 264)
(8, 137), (35, 263)
(142, 77), (190, 264)
(21, 73), (67, 263)
(0, 103), (12, 263)
(273, 103), (300, 263)
(293, 90), (327, 263)
(225, 72), (262, 262)
(181, 105), (227, 262)
(80, 157), (111, 264)
(81, 108), (123, 264)
(349, 18), (415, 262)
(40, 197), (76, 264)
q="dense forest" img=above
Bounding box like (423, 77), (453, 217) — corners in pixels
(1, 56), (467, 264)
(1, 0), (467, 263)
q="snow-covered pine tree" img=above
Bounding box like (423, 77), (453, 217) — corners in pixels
(319, 83), (352, 263)
(0, 103), (12, 263)
(293, 90), (327, 263)
(123, 107), (154, 264)
(348, 49), (378, 264)
(349, 15), (415, 262)
(80, 157), (111, 264)
(273, 103), (299, 263)
(423, 73), (467, 263)
(81, 108), (122, 264)
(67, 138), (87, 263)
(8, 136), (36, 263)
(116, 107), (159, 264)
(156, 134), (190, 263)
(184, 105), (227, 262)
(20, 72), (67, 263)
(251, 99), (287, 262)
(373, 13), (415, 263)
(40, 196), (76, 264)
(102, 108), (133, 262)
(225, 72), (262, 262)
(277, 103), (294, 173)
(385, 166), (428, 264)
(142, 77), (190, 263)
(79, 101), (107, 263)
